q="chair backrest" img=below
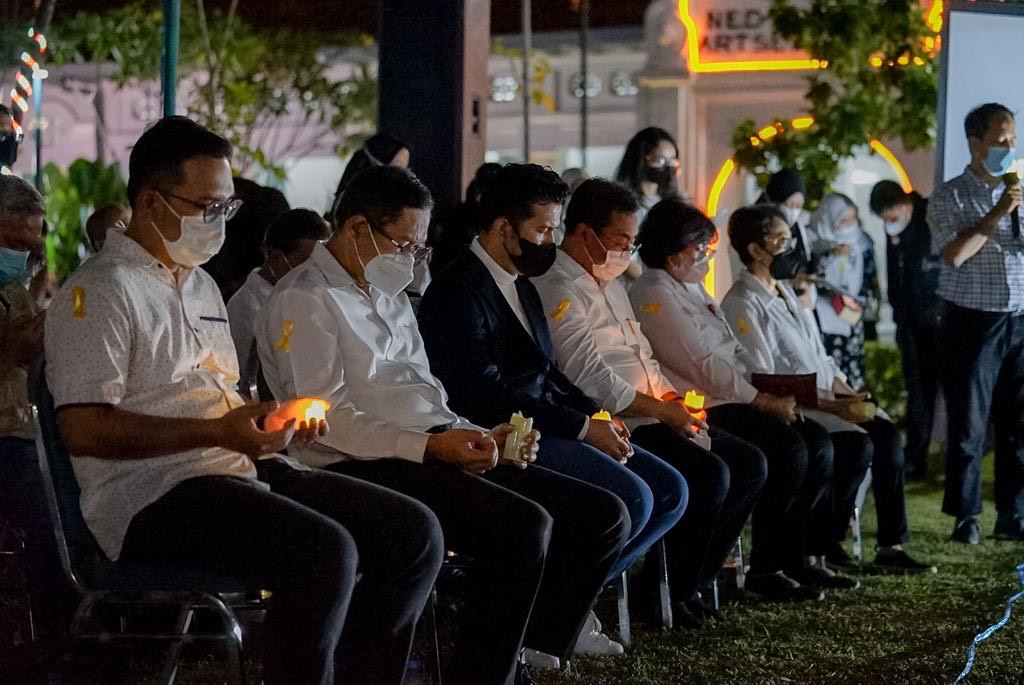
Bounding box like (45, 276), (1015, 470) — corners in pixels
(27, 354), (105, 592)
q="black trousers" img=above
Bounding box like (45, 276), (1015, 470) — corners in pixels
(831, 418), (910, 548)
(941, 302), (1024, 521)
(328, 459), (629, 685)
(0, 437), (80, 648)
(895, 319), (941, 472)
(630, 423), (767, 598)
(706, 405), (832, 573)
(120, 458), (443, 685)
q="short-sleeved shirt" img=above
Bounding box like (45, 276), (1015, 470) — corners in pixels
(44, 231), (261, 560)
(928, 167), (1024, 312)
(533, 250), (677, 428)
(0, 279), (36, 440)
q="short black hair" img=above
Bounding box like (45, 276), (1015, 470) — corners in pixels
(564, 178), (641, 236)
(728, 204), (787, 267)
(478, 163), (568, 233)
(638, 198), (715, 269)
(127, 116), (232, 207)
(333, 165), (433, 230)
(265, 208), (330, 254)
(965, 103), (1014, 140)
(869, 180), (910, 216)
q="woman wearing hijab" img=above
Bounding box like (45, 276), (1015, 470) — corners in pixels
(807, 194), (881, 391)
(332, 132), (410, 208)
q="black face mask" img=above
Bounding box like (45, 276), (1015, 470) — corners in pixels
(644, 165), (675, 190)
(0, 132), (18, 167)
(768, 247), (803, 281)
(510, 237), (557, 277)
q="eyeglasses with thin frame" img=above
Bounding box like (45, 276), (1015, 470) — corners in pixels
(764, 234), (797, 251)
(369, 222), (432, 261)
(588, 226), (640, 256)
(162, 191), (243, 223)
(646, 155), (681, 170)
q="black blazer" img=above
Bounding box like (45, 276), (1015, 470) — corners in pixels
(418, 248), (600, 439)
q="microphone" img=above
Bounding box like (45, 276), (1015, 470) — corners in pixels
(1004, 171), (1021, 239)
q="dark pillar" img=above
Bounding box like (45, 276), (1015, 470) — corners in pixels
(379, 0), (490, 210)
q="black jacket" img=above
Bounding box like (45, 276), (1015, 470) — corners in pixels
(418, 248), (599, 439)
(887, 194), (941, 329)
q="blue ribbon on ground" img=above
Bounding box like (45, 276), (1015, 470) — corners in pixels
(955, 562), (1024, 683)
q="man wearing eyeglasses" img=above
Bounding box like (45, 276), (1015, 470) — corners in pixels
(533, 178), (769, 621)
(257, 165), (630, 685)
(46, 117), (445, 685)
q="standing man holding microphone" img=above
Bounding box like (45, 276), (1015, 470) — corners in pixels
(929, 103), (1024, 544)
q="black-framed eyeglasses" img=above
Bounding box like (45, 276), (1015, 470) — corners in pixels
(162, 191), (243, 223)
(369, 222), (432, 261)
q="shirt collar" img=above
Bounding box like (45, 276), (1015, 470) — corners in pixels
(102, 230), (177, 280)
(470, 237), (518, 288)
(738, 268), (777, 303)
(309, 241), (360, 290)
(555, 247), (596, 285)
(963, 165), (1003, 191)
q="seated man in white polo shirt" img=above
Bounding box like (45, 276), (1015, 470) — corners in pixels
(45, 116), (443, 685)
(257, 165), (629, 684)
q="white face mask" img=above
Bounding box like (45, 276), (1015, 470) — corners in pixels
(782, 206), (802, 227)
(884, 219), (910, 237)
(154, 194), (225, 267)
(680, 252), (711, 284)
(586, 227), (632, 282)
(355, 230), (415, 298)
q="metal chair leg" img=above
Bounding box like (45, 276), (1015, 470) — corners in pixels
(734, 536), (745, 591)
(852, 505), (863, 562)
(159, 602), (194, 685)
(655, 539), (673, 630)
(615, 571), (631, 647)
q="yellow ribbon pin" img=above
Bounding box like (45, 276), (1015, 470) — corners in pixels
(550, 298), (571, 321)
(71, 287), (86, 319)
(640, 303), (662, 315)
(275, 320), (295, 353)
(736, 317), (751, 335)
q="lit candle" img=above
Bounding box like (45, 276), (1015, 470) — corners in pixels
(502, 411), (533, 463)
(263, 398), (330, 432)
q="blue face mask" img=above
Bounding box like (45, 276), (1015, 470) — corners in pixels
(0, 246), (29, 286)
(983, 146), (1017, 176)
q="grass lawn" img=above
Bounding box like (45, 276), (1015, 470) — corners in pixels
(539, 454), (1024, 685)
(4, 455), (1024, 684)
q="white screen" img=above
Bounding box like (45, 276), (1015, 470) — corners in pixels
(940, 9), (1024, 183)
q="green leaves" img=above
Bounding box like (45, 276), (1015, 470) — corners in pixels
(41, 159), (127, 279)
(732, 0), (940, 204)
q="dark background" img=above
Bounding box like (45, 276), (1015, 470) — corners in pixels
(52, 1), (648, 34)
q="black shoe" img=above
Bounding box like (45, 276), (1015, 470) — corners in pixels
(952, 517), (981, 545)
(824, 542), (860, 571)
(691, 587), (721, 622)
(872, 549), (938, 574)
(671, 600), (705, 630)
(745, 571), (824, 602)
(993, 515), (1024, 541)
(788, 565), (860, 590)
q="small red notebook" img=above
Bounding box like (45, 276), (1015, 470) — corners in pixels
(750, 373), (819, 407)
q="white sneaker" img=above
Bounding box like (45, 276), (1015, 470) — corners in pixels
(521, 648), (561, 670)
(573, 611), (625, 656)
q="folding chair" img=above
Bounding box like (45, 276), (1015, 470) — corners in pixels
(851, 471), (873, 563)
(28, 355), (261, 685)
(612, 537), (673, 646)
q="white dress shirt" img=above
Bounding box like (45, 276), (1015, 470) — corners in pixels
(257, 243), (480, 468)
(227, 268), (275, 396)
(533, 249), (677, 428)
(470, 237), (533, 339)
(720, 269), (844, 392)
(45, 231), (262, 560)
(629, 268), (758, 408)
